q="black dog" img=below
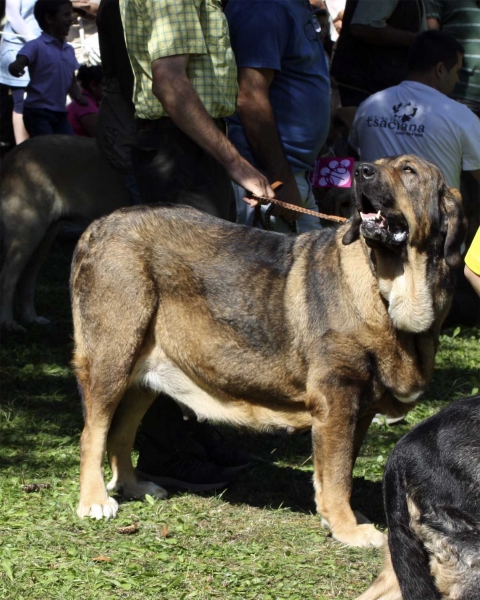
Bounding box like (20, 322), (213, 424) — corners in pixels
(358, 394), (480, 600)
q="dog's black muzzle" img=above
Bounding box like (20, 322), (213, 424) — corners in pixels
(356, 163), (377, 183)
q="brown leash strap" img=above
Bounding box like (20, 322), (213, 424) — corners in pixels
(251, 181), (348, 224)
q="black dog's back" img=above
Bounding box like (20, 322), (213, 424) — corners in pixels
(384, 395), (480, 600)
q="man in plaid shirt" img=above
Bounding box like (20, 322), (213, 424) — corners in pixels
(120, 0), (274, 219)
(118, 0), (265, 491)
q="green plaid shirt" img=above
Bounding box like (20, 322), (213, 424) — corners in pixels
(120, 0), (238, 120)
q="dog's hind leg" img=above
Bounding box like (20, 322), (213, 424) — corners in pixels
(310, 388), (386, 548)
(0, 234), (42, 332)
(17, 221), (65, 325)
(383, 466), (441, 600)
(106, 386), (167, 501)
(77, 382), (123, 520)
(73, 238), (160, 519)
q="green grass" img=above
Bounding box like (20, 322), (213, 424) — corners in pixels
(1, 237), (479, 600)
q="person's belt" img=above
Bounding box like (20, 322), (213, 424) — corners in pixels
(136, 116), (226, 134)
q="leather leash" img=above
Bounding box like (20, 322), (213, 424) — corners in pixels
(251, 181), (348, 225)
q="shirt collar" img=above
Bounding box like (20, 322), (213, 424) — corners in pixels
(40, 31), (68, 48)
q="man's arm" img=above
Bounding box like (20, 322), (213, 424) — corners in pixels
(465, 265), (480, 296)
(349, 0), (419, 47)
(6, 0), (37, 40)
(236, 66), (302, 220)
(151, 54), (274, 201)
(71, 1), (99, 18)
(350, 24), (417, 46)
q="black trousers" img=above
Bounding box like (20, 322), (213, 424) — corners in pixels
(132, 117), (235, 464)
(132, 118), (236, 222)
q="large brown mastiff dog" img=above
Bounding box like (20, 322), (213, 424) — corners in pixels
(71, 155), (465, 547)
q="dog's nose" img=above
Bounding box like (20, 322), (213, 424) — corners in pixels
(356, 163), (376, 181)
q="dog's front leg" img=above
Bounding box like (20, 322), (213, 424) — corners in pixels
(311, 401), (385, 548)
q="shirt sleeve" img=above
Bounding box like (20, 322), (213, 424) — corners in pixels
(351, 0), (399, 27)
(461, 111), (480, 172)
(424, 0), (442, 20)
(225, 0), (290, 71)
(143, 0), (207, 61)
(17, 38), (38, 62)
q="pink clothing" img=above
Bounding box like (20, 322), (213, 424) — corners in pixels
(67, 89), (99, 137)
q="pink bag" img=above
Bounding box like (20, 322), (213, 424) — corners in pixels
(310, 157), (355, 189)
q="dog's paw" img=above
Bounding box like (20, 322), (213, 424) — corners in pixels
(107, 477), (168, 501)
(77, 496), (119, 520)
(332, 523), (386, 548)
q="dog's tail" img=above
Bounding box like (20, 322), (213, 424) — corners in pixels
(356, 546), (402, 600)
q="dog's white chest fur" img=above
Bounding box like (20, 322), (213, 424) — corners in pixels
(132, 351), (233, 424)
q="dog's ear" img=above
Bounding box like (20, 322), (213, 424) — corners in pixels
(342, 215), (361, 245)
(440, 186), (466, 268)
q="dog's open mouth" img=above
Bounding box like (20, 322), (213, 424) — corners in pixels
(358, 194), (408, 248)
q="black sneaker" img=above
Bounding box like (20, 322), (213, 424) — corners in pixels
(136, 452), (239, 492)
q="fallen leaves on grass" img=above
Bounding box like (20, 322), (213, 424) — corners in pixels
(21, 483), (51, 493)
(117, 523), (138, 535)
(92, 555), (111, 563)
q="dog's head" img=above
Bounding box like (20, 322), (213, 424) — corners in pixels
(342, 155), (466, 332)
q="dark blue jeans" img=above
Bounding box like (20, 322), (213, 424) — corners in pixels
(23, 107), (74, 137)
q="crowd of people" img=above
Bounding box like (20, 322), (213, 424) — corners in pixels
(0, 0), (479, 495)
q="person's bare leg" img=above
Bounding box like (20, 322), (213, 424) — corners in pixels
(12, 112), (29, 145)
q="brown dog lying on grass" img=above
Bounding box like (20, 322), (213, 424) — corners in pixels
(71, 155), (465, 548)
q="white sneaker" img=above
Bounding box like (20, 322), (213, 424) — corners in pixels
(372, 414), (406, 426)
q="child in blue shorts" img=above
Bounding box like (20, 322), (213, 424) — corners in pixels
(8, 0), (87, 137)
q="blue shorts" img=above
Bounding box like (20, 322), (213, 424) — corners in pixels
(23, 107), (74, 137)
(11, 87), (26, 114)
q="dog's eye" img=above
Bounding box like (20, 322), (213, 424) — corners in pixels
(402, 166), (415, 174)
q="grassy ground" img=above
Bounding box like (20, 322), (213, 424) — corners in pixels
(1, 236), (479, 600)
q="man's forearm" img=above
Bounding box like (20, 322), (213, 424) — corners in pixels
(152, 74), (239, 171)
(350, 24), (417, 47)
(235, 67), (301, 214)
(150, 54), (274, 199)
(237, 90), (292, 185)
(465, 265), (480, 296)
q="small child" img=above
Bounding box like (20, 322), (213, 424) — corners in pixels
(67, 64), (104, 137)
(8, 0), (87, 137)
